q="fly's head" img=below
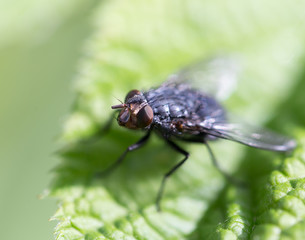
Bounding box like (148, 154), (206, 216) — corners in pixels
(112, 89), (154, 130)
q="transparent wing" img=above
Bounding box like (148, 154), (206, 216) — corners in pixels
(164, 56), (240, 101)
(197, 119), (296, 152)
(163, 56), (296, 152)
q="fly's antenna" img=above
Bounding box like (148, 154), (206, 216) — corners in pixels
(111, 104), (126, 109)
(111, 96), (126, 109)
(114, 96), (124, 104)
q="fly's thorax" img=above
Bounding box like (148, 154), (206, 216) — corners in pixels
(112, 89), (154, 130)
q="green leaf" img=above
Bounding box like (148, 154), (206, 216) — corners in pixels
(49, 0), (305, 239)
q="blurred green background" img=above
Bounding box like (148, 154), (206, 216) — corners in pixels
(0, 1), (97, 239)
(1, 1), (305, 239)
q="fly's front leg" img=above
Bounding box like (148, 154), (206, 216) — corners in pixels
(98, 110), (119, 136)
(80, 110), (118, 146)
(96, 130), (151, 177)
(156, 139), (190, 212)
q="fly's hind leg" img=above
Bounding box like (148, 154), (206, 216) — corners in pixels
(204, 140), (246, 187)
(156, 139), (190, 212)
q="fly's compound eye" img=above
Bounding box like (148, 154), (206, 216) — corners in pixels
(118, 108), (130, 125)
(136, 105), (154, 128)
(125, 89), (141, 102)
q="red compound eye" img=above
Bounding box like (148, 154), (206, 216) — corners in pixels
(118, 108), (130, 125)
(136, 105), (154, 128)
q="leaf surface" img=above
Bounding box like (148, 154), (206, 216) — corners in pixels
(50, 0), (305, 239)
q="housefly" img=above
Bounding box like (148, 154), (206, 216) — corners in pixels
(104, 57), (296, 211)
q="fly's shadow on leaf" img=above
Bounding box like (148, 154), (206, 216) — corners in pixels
(186, 149), (272, 240)
(52, 128), (186, 209)
(268, 58), (305, 130)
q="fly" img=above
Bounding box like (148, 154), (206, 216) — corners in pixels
(101, 57), (296, 211)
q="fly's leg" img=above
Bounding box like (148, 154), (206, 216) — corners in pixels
(156, 140), (189, 212)
(80, 110), (118, 146)
(97, 110), (118, 136)
(204, 141), (246, 187)
(96, 130), (151, 177)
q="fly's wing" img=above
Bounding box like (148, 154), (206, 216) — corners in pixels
(163, 56), (296, 152)
(163, 56), (240, 101)
(196, 119), (296, 152)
